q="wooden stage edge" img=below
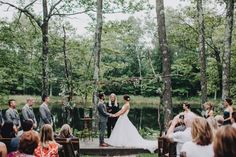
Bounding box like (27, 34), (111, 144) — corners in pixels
(80, 138), (158, 156)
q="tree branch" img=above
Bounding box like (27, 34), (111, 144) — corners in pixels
(24, 0), (37, 9)
(51, 10), (90, 17)
(48, 0), (63, 17)
(0, 1), (42, 27)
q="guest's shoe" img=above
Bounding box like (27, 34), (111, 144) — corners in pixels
(99, 143), (109, 147)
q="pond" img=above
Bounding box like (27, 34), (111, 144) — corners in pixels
(1, 104), (202, 132)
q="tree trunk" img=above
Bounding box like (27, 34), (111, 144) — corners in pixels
(156, 0), (172, 129)
(93, 0), (103, 106)
(197, 0), (207, 104)
(62, 26), (72, 101)
(222, 0), (234, 99)
(41, 0), (49, 96)
(213, 47), (222, 97)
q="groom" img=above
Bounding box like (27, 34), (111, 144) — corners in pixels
(97, 93), (113, 147)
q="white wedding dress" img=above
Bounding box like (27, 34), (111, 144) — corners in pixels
(107, 105), (158, 153)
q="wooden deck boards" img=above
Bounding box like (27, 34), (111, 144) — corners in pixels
(80, 138), (158, 156)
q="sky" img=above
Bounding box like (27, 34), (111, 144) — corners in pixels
(0, 0), (188, 35)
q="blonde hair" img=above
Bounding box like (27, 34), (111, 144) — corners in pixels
(213, 126), (236, 157)
(40, 124), (55, 148)
(109, 93), (118, 106)
(59, 124), (72, 138)
(191, 117), (213, 146)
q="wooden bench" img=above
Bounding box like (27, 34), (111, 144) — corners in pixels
(55, 138), (80, 157)
(158, 137), (176, 157)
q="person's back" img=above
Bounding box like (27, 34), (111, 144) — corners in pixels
(34, 124), (59, 157)
(181, 118), (214, 157)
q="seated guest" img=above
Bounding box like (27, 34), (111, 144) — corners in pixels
(215, 115), (224, 127)
(0, 142), (7, 157)
(8, 131), (39, 157)
(213, 125), (236, 157)
(57, 124), (74, 138)
(203, 102), (214, 118)
(17, 120), (34, 136)
(231, 112), (236, 128)
(206, 117), (218, 135)
(180, 117), (214, 157)
(174, 114), (186, 133)
(167, 117), (193, 157)
(1, 121), (16, 138)
(1, 122), (17, 153)
(34, 124), (59, 157)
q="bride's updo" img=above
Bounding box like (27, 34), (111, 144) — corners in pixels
(123, 95), (130, 101)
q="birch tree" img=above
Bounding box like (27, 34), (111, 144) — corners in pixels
(156, 0), (172, 128)
(196, 0), (207, 104)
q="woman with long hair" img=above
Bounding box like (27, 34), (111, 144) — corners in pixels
(180, 117), (214, 157)
(34, 124), (59, 157)
(223, 98), (233, 125)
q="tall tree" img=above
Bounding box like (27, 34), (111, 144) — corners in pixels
(93, 0), (103, 106)
(222, 0), (235, 99)
(0, 0), (90, 96)
(196, 0), (207, 104)
(156, 0), (172, 128)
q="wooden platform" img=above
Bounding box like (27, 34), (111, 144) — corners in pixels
(80, 138), (158, 156)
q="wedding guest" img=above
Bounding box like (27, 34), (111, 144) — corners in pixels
(167, 117), (193, 157)
(180, 117), (214, 157)
(106, 93), (120, 138)
(213, 125), (236, 157)
(206, 117), (218, 135)
(34, 124), (59, 157)
(97, 93), (112, 147)
(0, 142), (7, 157)
(1, 122), (16, 152)
(5, 99), (21, 130)
(22, 97), (37, 128)
(215, 115), (224, 127)
(223, 98), (233, 125)
(203, 102), (214, 118)
(39, 95), (53, 128)
(231, 112), (236, 128)
(173, 114), (186, 133)
(57, 124), (74, 138)
(8, 131), (39, 157)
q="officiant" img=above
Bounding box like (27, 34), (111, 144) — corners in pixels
(106, 93), (120, 138)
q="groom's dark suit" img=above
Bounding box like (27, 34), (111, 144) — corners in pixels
(97, 101), (110, 145)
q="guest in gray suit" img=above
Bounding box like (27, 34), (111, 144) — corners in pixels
(5, 99), (21, 130)
(97, 93), (113, 147)
(22, 98), (37, 129)
(39, 95), (52, 129)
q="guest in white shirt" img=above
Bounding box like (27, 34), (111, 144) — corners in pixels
(167, 117), (193, 157)
(231, 112), (236, 128)
(181, 117), (214, 157)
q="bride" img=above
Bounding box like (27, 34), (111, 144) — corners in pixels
(107, 95), (158, 153)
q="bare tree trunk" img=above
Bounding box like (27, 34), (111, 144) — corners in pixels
(41, 0), (49, 96)
(63, 26), (73, 101)
(222, 0), (234, 99)
(213, 47), (222, 97)
(156, 0), (172, 129)
(197, 0), (207, 104)
(93, 0), (103, 106)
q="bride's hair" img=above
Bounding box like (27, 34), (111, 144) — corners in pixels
(123, 95), (130, 101)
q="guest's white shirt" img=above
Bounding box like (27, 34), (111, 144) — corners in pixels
(232, 123), (236, 129)
(181, 141), (214, 157)
(169, 127), (192, 157)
